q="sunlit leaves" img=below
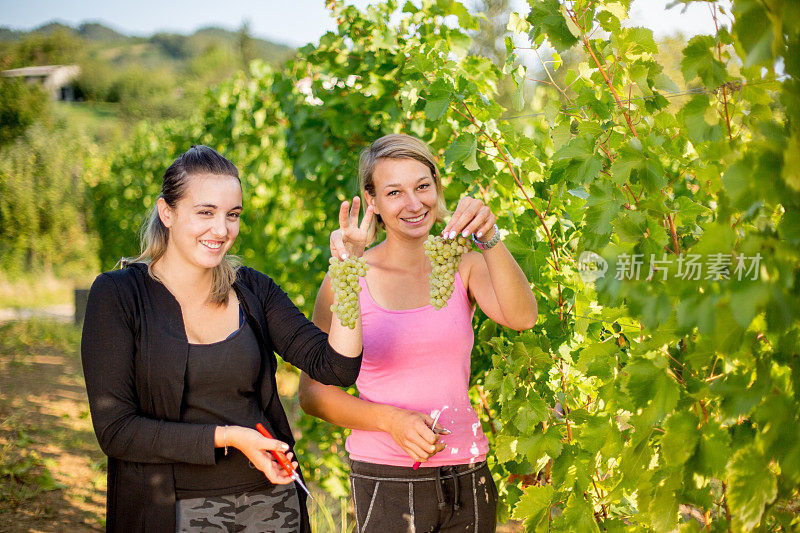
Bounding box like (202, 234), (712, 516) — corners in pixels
(681, 35), (728, 88)
(512, 484), (553, 529)
(584, 182), (624, 245)
(526, 0), (580, 52)
(726, 446), (778, 530)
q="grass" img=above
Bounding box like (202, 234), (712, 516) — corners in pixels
(308, 492), (356, 533)
(0, 271), (88, 309)
(52, 101), (124, 146)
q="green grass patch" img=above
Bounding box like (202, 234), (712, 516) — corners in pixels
(53, 101), (124, 146)
(0, 271), (93, 309)
(0, 415), (66, 507)
(0, 320), (82, 356)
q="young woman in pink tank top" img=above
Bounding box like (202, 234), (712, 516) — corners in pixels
(299, 134), (537, 532)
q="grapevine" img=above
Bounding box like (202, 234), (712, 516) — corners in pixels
(328, 256), (368, 329)
(424, 235), (470, 310)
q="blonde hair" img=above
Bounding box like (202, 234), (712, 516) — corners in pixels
(358, 134), (449, 241)
(127, 145), (241, 306)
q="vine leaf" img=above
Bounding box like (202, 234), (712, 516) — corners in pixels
(512, 484), (553, 530)
(660, 412), (699, 466)
(444, 133), (476, 167)
(681, 35), (727, 88)
(424, 95), (450, 121)
(726, 446), (778, 530)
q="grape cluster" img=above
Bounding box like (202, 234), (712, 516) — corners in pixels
(424, 235), (471, 310)
(328, 256), (369, 329)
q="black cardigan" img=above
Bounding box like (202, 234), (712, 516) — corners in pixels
(80, 263), (361, 532)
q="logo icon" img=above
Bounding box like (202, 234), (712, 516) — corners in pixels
(577, 251), (608, 282)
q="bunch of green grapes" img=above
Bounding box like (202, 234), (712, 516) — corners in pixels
(423, 235), (471, 310)
(328, 256), (369, 329)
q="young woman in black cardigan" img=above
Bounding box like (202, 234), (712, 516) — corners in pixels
(81, 145), (373, 532)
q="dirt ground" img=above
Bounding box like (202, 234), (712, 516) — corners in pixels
(0, 321), (105, 532)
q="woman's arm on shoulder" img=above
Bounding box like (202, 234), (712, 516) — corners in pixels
(461, 241), (538, 331)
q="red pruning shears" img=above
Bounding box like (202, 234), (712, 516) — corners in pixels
(256, 423), (313, 499)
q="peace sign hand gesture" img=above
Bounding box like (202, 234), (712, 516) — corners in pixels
(329, 196), (375, 260)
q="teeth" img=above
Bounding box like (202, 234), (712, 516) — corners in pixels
(404, 214), (425, 223)
(201, 241), (222, 249)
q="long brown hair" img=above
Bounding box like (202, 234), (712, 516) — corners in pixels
(128, 145), (241, 306)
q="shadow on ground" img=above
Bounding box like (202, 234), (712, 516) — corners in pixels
(0, 320), (105, 532)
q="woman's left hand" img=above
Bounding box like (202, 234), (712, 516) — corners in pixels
(329, 196), (375, 260)
(441, 196), (496, 242)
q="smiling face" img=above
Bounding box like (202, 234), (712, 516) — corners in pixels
(158, 173), (243, 271)
(366, 158), (439, 239)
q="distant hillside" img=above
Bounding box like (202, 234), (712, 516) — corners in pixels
(0, 20), (295, 64)
(0, 20), (296, 122)
(77, 22), (128, 42)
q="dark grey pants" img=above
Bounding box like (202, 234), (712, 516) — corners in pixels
(175, 484), (301, 532)
(349, 460), (498, 533)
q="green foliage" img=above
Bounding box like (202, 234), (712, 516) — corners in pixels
(0, 78), (49, 145)
(0, 27), (84, 69)
(0, 122), (99, 276)
(89, 0), (800, 531)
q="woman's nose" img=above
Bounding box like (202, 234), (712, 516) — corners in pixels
(211, 216), (227, 237)
(406, 193), (422, 211)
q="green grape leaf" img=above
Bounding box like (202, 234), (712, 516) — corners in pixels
(726, 446), (778, 530)
(514, 395), (550, 432)
(527, 0), (580, 52)
(444, 133), (476, 167)
(559, 493), (600, 532)
(732, 0), (776, 67)
(585, 182), (624, 237)
(495, 434), (519, 464)
(660, 412), (699, 466)
(681, 35), (727, 88)
(519, 428), (564, 463)
(512, 484), (553, 528)
(424, 95), (450, 121)
(576, 341), (617, 379)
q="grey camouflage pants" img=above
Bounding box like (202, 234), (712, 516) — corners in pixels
(176, 484), (301, 532)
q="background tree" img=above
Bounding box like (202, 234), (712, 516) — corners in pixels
(0, 78), (49, 146)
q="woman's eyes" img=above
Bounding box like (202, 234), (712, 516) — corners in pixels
(197, 211), (240, 219)
(387, 184), (431, 196)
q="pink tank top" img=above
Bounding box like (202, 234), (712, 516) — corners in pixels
(345, 272), (490, 467)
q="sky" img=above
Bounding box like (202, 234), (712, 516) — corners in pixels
(0, 0), (732, 48)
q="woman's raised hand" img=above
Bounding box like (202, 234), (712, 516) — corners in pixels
(441, 196), (496, 242)
(227, 426), (298, 485)
(329, 196), (375, 260)
(382, 407), (448, 464)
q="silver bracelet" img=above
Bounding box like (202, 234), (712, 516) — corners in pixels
(223, 426), (228, 455)
(472, 224), (501, 250)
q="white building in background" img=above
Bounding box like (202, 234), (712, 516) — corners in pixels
(0, 65), (81, 101)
